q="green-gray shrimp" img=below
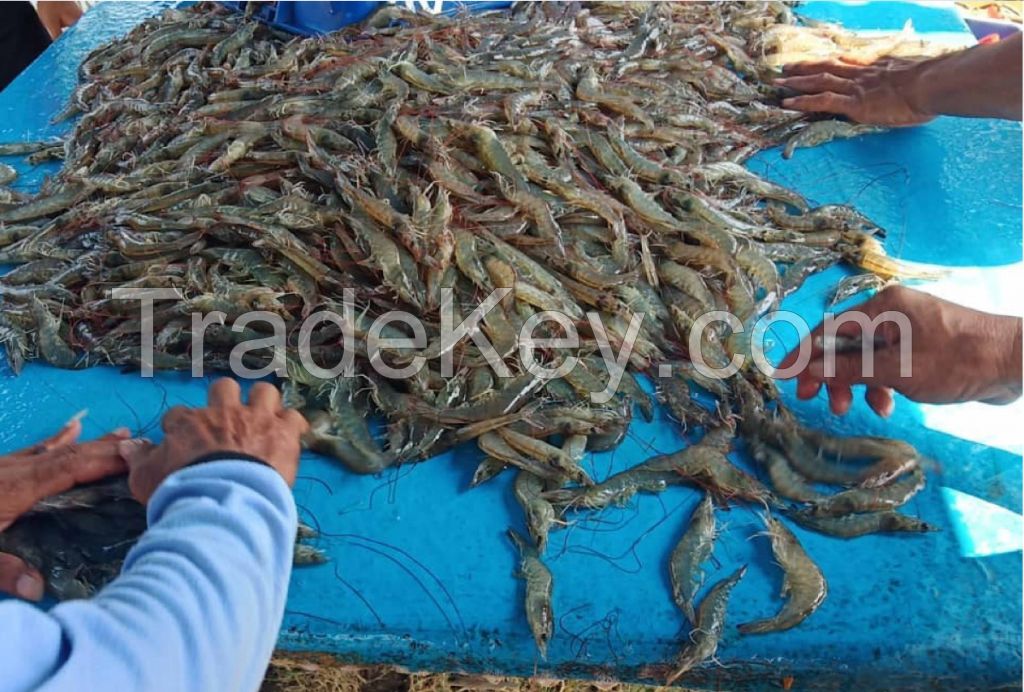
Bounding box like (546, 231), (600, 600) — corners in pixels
(784, 508), (938, 538)
(514, 471), (556, 553)
(738, 514), (826, 634)
(542, 466), (674, 510)
(666, 565), (747, 685)
(806, 467), (926, 517)
(508, 529), (554, 659)
(782, 121), (886, 160)
(669, 493), (717, 625)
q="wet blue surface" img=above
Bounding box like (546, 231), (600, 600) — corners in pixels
(0, 2), (1020, 687)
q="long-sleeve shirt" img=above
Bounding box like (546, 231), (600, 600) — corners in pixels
(0, 460), (296, 692)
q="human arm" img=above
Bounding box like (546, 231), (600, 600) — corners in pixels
(0, 379), (309, 692)
(774, 285), (1023, 417)
(0, 421), (129, 600)
(35, 1), (83, 40)
(775, 31), (1023, 125)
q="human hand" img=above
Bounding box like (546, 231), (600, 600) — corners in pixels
(0, 419), (130, 600)
(775, 285), (1023, 417)
(35, 1), (83, 40)
(774, 57), (935, 127)
(119, 379), (308, 504)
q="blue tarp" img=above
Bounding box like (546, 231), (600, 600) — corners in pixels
(0, 2), (1020, 687)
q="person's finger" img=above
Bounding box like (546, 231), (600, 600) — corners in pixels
(0, 553), (45, 601)
(776, 338), (809, 374)
(865, 386), (895, 418)
(795, 374), (823, 400)
(837, 54), (881, 67)
(118, 438), (158, 468)
(775, 73), (857, 95)
(28, 444), (130, 501)
(781, 92), (859, 118)
(161, 405), (191, 433)
(208, 378), (242, 409)
(39, 16), (61, 40)
(280, 408), (311, 435)
(248, 382), (281, 413)
(22, 418), (83, 456)
(96, 428), (132, 442)
(826, 382), (853, 415)
(64, 5), (83, 28)
(119, 439), (161, 504)
(777, 301), (896, 379)
(808, 354), (856, 383)
(807, 348), (902, 388)
(776, 331), (824, 375)
(777, 314), (844, 374)
(781, 60), (865, 78)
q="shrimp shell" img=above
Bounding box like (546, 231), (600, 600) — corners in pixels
(738, 514), (826, 634)
(669, 493), (716, 624)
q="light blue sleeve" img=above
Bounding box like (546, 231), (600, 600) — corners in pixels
(0, 460), (297, 692)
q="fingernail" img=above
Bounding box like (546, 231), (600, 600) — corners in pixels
(111, 427), (131, 438)
(66, 409), (89, 426)
(16, 573), (44, 601)
(118, 438), (147, 458)
(773, 77), (786, 85)
(781, 98), (794, 107)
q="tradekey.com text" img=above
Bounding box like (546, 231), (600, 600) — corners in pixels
(113, 287), (913, 402)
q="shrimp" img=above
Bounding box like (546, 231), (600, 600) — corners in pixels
(738, 514), (826, 634)
(608, 175), (680, 231)
(806, 467), (926, 517)
(576, 65), (654, 128)
(828, 272), (891, 307)
(542, 466), (674, 510)
(494, 175), (566, 255)
(514, 471), (557, 553)
(607, 123), (671, 184)
(773, 424), (866, 486)
(666, 565), (747, 685)
(508, 529), (554, 659)
(471, 457), (508, 488)
(504, 91), (546, 132)
(453, 229), (493, 293)
(784, 509), (938, 538)
(658, 260), (716, 310)
(303, 409), (394, 475)
(498, 428), (594, 486)
(0, 183), (94, 224)
(735, 246), (780, 298)
(30, 297), (80, 369)
(645, 438), (777, 507)
(0, 163), (17, 186)
(477, 432), (566, 485)
(561, 434), (588, 464)
(669, 493), (717, 625)
(293, 544), (328, 566)
(782, 121), (886, 160)
(747, 437), (828, 503)
(657, 377), (714, 431)
(461, 123), (529, 191)
(697, 161), (807, 210)
(392, 61), (453, 94)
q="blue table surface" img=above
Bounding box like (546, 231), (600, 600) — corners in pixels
(1, 2), (1021, 687)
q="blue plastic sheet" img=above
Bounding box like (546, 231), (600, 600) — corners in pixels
(0, 2), (1020, 687)
(217, 1), (513, 37)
